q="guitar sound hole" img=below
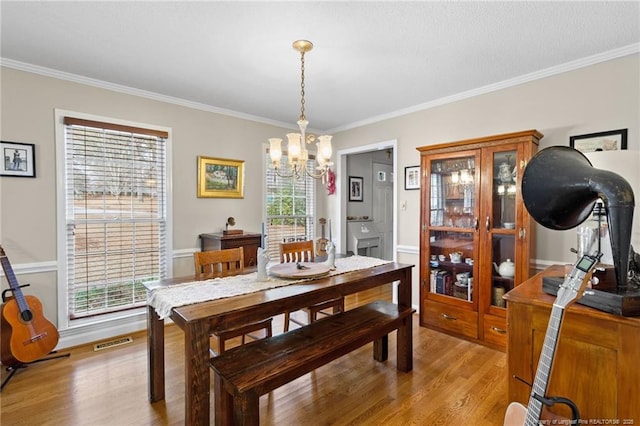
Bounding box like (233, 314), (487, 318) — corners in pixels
(20, 309), (33, 322)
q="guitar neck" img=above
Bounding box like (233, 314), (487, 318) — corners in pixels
(511, 252), (597, 426)
(0, 253), (29, 312)
(525, 301), (565, 424)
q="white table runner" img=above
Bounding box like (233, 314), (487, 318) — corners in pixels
(147, 256), (391, 319)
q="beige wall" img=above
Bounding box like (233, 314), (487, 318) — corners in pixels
(0, 67), (293, 326)
(332, 53), (639, 265)
(1, 53), (638, 342)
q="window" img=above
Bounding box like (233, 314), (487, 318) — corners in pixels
(58, 114), (170, 320)
(265, 153), (316, 259)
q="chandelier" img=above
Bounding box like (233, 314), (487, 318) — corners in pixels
(268, 40), (333, 180)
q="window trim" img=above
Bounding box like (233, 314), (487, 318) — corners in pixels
(54, 109), (173, 331)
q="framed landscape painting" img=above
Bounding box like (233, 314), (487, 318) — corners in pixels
(197, 156), (244, 198)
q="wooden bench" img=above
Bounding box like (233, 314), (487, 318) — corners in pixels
(210, 300), (415, 425)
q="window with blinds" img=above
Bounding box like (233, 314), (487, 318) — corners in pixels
(62, 117), (168, 319)
(265, 154), (316, 259)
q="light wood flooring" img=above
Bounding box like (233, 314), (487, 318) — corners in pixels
(1, 285), (507, 425)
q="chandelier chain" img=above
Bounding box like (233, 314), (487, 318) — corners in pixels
(300, 51), (306, 121)
(269, 40), (332, 182)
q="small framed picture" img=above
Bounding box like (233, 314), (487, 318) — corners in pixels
(1, 141), (36, 178)
(404, 165), (420, 190)
(197, 156), (245, 198)
(348, 176), (363, 202)
(569, 129), (628, 153)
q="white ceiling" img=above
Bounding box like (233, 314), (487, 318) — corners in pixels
(1, 1), (639, 133)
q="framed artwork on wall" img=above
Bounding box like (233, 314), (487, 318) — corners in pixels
(197, 156), (245, 198)
(404, 165), (420, 190)
(348, 176), (363, 202)
(1, 141), (36, 178)
(569, 129), (628, 153)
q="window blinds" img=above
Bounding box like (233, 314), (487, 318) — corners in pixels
(63, 117), (168, 319)
(265, 154), (316, 259)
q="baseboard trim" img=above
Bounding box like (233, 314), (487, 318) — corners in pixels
(58, 312), (148, 350)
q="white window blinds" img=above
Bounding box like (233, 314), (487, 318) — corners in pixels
(265, 154), (316, 259)
(63, 117), (168, 319)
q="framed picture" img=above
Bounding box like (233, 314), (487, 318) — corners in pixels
(1, 141), (36, 178)
(404, 165), (420, 190)
(569, 129), (628, 153)
(197, 156), (244, 198)
(348, 176), (363, 202)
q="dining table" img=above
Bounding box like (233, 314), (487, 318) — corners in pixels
(145, 256), (414, 426)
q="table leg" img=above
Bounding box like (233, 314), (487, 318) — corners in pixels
(184, 320), (211, 425)
(397, 267), (412, 311)
(148, 305), (165, 402)
(396, 268), (413, 372)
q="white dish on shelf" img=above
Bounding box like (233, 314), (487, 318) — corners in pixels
(454, 281), (468, 288)
(503, 222), (515, 229)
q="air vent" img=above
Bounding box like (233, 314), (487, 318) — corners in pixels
(93, 336), (133, 352)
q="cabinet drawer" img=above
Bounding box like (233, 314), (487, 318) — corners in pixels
(482, 314), (507, 349)
(422, 300), (478, 339)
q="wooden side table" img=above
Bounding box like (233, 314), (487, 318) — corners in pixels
(199, 232), (262, 267)
(505, 265), (640, 421)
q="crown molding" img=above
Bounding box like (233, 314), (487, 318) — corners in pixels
(327, 43), (640, 133)
(2, 42), (638, 134)
(0, 57), (296, 131)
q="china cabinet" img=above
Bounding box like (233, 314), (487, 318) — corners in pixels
(416, 130), (542, 350)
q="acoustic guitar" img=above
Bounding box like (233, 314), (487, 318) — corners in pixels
(0, 245), (59, 367)
(503, 253), (599, 425)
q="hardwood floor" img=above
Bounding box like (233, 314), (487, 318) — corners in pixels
(1, 285), (507, 425)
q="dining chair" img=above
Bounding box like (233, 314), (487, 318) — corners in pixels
(193, 248), (273, 355)
(279, 240), (344, 332)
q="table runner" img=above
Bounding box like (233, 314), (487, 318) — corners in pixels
(147, 256), (391, 319)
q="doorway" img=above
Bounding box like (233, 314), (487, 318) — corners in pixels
(335, 140), (397, 261)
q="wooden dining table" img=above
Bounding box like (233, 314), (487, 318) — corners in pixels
(145, 260), (414, 426)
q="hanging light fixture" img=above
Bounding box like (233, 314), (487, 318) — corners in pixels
(268, 40), (333, 180)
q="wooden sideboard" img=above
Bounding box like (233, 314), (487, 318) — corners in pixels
(199, 232), (261, 267)
(505, 265), (640, 421)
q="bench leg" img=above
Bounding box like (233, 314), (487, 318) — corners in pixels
(373, 334), (388, 362)
(234, 389), (260, 426)
(214, 373), (234, 426)
(396, 315), (413, 372)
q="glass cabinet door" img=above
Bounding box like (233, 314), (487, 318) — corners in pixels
(486, 148), (519, 310)
(426, 153), (479, 304)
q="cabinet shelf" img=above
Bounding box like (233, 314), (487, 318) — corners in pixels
(433, 260), (473, 271)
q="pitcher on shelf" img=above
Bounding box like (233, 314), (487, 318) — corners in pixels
(493, 259), (515, 277)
